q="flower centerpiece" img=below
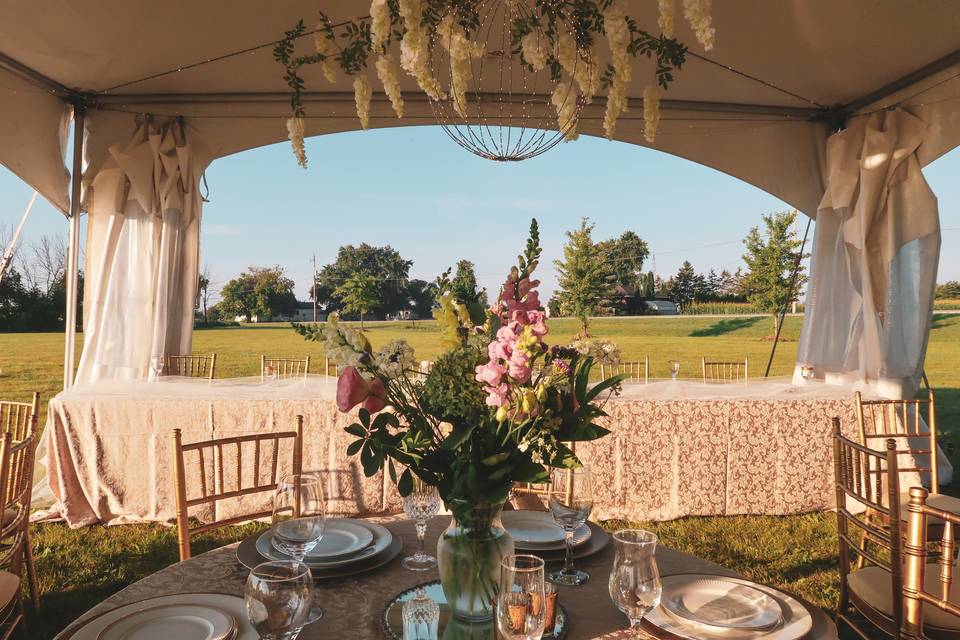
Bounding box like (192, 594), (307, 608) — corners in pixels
(295, 219), (623, 621)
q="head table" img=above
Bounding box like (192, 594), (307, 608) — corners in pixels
(35, 375), (926, 528)
(53, 515), (837, 640)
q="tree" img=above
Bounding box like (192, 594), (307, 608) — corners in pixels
(314, 244), (412, 317)
(553, 218), (612, 336)
(335, 273), (378, 329)
(449, 259), (487, 324)
(742, 211), (809, 334)
(220, 266), (297, 322)
(404, 279), (435, 320)
(936, 281), (960, 299)
(196, 266), (211, 323)
(598, 231), (650, 292)
(669, 261), (698, 309)
(640, 271), (656, 299)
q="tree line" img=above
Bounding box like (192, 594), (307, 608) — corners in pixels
(0, 232), (82, 332)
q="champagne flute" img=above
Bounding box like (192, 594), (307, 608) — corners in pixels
(608, 529), (662, 637)
(402, 477), (441, 571)
(669, 360), (681, 380)
(272, 472), (326, 621)
(547, 466), (594, 586)
(497, 554), (547, 640)
(245, 560), (313, 640)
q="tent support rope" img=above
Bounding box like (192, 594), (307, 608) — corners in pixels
(764, 214), (813, 379)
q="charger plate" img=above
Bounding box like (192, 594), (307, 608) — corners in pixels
(502, 511), (592, 551)
(381, 580), (568, 639)
(526, 521), (609, 562)
(258, 520), (377, 563)
(97, 603), (235, 640)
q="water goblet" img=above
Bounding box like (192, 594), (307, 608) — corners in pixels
(608, 529), (662, 638)
(272, 471), (326, 621)
(669, 360), (681, 380)
(800, 364), (815, 381)
(496, 554), (547, 640)
(402, 477), (442, 571)
(402, 586), (440, 639)
(547, 466), (594, 586)
(149, 356), (164, 380)
(245, 560), (313, 640)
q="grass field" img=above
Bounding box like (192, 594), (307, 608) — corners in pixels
(2, 314), (960, 638)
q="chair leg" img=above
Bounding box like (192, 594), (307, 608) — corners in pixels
(22, 528), (39, 611)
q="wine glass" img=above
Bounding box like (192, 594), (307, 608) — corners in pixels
(149, 356), (164, 380)
(402, 586), (440, 639)
(402, 477), (441, 571)
(245, 560), (313, 640)
(668, 360), (681, 380)
(608, 529), (662, 637)
(271, 472), (326, 560)
(497, 554), (547, 640)
(547, 466), (594, 586)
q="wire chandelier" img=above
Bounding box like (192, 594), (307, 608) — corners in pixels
(428, 0), (585, 162)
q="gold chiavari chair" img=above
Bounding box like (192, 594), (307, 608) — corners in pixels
(164, 353), (217, 380)
(702, 357), (748, 383)
(0, 393), (39, 610)
(902, 486), (960, 639)
(600, 357), (649, 383)
(260, 355), (311, 380)
(172, 416), (303, 561)
(0, 430), (37, 637)
(323, 358), (339, 377)
(833, 417), (906, 639)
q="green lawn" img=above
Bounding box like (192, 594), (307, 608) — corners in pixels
(2, 314), (960, 638)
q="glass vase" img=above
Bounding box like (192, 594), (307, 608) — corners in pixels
(437, 500), (514, 622)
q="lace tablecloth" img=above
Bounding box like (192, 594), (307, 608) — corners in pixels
(38, 377), (873, 526)
(54, 516), (837, 640)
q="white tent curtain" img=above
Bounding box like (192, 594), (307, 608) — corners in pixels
(796, 108), (941, 399)
(75, 117), (211, 385)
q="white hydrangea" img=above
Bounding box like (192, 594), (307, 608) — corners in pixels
(313, 26), (338, 83)
(551, 80), (579, 141)
(369, 0), (391, 52)
(602, 1), (632, 139)
(353, 75), (372, 130)
(286, 116), (307, 168)
(437, 13), (485, 118)
(682, 0), (715, 51)
(658, 0), (675, 38)
(556, 34), (599, 103)
(376, 54), (404, 118)
(375, 340), (416, 379)
(643, 84), (662, 143)
(398, 0), (446, 100)
(520, 31), (548, 71)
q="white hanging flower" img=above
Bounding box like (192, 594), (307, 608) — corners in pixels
(313, 25), (338, 83)
(369, 0), (391, 52)
(286, 116), (307, 168)
(353, 75), (372, 130)
(398, 0), (446, 100)
(437, 13), (485, 118)
(520, 31), (548, 71)
(551, 80), (579, 141)
(603, 1), (632, 139)
(658, 0), (675, 38)
(556, 34), (599, 103)
(682, 0), (715, 51)
(643, 84), (662, 143)
(376, 54), (404, 118)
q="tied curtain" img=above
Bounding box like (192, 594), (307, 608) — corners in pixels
(796, 109), (941, 399)
(75, 118), (210, 385)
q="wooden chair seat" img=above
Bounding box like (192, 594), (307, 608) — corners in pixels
(0, 572), (18, 610)
(850, 566), (960, 634)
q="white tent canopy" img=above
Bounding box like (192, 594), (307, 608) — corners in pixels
(2, 0), (959, 395)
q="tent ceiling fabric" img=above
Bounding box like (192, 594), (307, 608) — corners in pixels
(1, 0), (960, 215)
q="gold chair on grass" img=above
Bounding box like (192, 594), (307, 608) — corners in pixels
(323, 358), (339, 377)
(902, 486), (960, 639)
(260, 355), (311, 380)
(701, 357), (748, 383)
(164, 353), (217, 380)
(172, 416), (303, 561)
(0, 430), (38, 637)
(600, 357), (649, 383)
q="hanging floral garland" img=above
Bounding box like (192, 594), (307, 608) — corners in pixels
(274, 0), (716, 167)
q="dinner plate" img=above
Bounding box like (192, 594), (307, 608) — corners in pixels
(267, 519), (374, 560)
(97, 603), (235, 640)
(59, 594), (255, 640)
(661, 576), (782, 630)
(255, 519), (389, 568)
(529, 521), (609, 562)
(645, 575), (814, 640)
(501, 511), (592, 550)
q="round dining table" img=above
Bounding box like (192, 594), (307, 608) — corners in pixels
(55, 516), (838, 639)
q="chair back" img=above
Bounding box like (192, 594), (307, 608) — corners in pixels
(902, 486), (960, 639)
(323, 358), (339, 377)
(172, 416), (303, 560)
(0, 392), (39, 441)
(600, 357), (649, 383)
(702, 357), (748, 383)
(0, 432), (32, 634)
(164, 353), (217, 380)
(856, 390), (939, 493)
(833, 417), (904, 636)
(261, 355), (311, 380)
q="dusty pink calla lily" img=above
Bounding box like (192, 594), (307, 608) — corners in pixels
(336, 366), (387, 413)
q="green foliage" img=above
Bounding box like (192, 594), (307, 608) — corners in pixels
(449, 260), (487, 324)
(0, 267), (82, 332)
(936, 281), (960, 300)
(334, 273), (379, 328)
(553, 217), (612, 335)
(420, 347), (488, 427)
(742, 211), (809, 332)
(669, 261), (698, 307)
(219, 266), (297, 322)
(314, 243), (413, 318)
(598, 230), (650, 292)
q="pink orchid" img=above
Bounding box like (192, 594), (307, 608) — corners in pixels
(336, 366), (387, 413)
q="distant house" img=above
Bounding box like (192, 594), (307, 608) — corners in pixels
(235, 301), (322, 323)
(609, 284), (638, 315)
(386, 309), (416, 321)
(643, 298), (679, 315)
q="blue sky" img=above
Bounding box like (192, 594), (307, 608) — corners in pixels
(2, 125), (959, 303)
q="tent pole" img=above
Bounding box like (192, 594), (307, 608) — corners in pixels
(63, 107), (85, 390)
(764, 214), (813, 378)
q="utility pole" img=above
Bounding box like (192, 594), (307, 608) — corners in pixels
(0, 191), (38, 286)
(312, 254), (318, 322)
